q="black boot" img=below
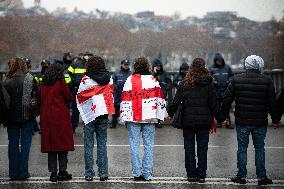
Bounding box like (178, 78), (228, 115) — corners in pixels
(258, 177), (273, 185)
(57, 171), (72, 181)
(50, 172), (57, 182)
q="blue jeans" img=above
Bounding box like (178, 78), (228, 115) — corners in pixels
(183, 128), (209, 179)
(7, 121), (33, 179)
(127, 122), (155, 180)
(84, 118), (108, 178)
(236, 125), (267, 179)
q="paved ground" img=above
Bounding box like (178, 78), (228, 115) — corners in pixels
(0, 117), (284, 189)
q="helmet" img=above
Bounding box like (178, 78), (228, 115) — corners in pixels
(23, 57), (32, 69)
(121, 59), (130, 65)
(152, 58), (162, 67)
(83, 51), (94, 56)
(41, 59), (51, 67)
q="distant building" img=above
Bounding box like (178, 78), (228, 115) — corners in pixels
(136, 11), (155, 18)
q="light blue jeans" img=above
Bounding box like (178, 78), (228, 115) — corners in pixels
(127, 122), (155, 180)
(84, 118), (108, 178)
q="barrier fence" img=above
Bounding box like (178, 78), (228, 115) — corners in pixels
(1, 70), (284, 94)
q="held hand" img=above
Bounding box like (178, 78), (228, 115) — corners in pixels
(273, 123), (280, 129)
(165, 116), (173, 124)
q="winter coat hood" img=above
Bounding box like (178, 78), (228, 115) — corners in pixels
(86, 69), (111, 85)
(213, 53), (225, 67)
(179, 63), (189, 74)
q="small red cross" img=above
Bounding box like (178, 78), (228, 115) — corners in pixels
(91, 104), (96, 112)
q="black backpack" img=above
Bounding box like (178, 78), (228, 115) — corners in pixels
(0, 82), (10, 124)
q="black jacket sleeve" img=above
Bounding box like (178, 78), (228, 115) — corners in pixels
(278, 87), (284, 117)
(221, 80), (235, 118)
(208, 83), (221, 121)
(267, 79), (280, 124)
(167, 85), (183, 118)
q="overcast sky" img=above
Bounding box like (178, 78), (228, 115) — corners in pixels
(22, 0), (284, 21)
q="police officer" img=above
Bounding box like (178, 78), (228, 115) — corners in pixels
(68, 51), (94, 132)
(111, 59), (132, 128)
(173, 59), (189, 88)
(209, 53), (234, 129)
(35, 59), (51, 86)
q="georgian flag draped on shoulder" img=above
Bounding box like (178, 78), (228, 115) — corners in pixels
(76, 75), (115, 125)
(120, 74), (166, 123)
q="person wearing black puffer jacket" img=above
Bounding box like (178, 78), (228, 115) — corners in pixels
(278, 87), (284, 119)
(221, 55), (280, 186)
(167, 58), (220, 183)
(209, 53), (234, 129)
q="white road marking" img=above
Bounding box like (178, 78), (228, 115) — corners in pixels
(0, 144), (283, 149)
(0, 177), (284, 186)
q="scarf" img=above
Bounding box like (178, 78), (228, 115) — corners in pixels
(22, 73), (34, 120)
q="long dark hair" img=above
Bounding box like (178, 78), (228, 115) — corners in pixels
(183, 58), (211, 87)
(42, 63), (64, 85)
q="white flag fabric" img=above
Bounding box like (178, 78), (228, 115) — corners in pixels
(120, 74), (166, 123)
(76, 75), (115, 125)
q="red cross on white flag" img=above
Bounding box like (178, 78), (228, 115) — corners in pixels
(120, 74), (166, 122)
(76, 76), (115, 125)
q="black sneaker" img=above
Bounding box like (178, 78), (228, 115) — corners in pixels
(187, 177), (198, 182)
(258, 177), (273, 185)
(99, 176), (108, 181)
(57, 171), (72, 181)
(231, 176), (246, 184)
(18, 174), (30, 181)
(134, 176), (142, 181)
(50, 172), (57, 182)
(140, 176), (151, 181)
(85, 176), (93, 181)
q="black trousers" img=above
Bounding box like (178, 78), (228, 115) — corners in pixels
(48, 152), (68, 173)
(183, 128), (209, 179)
(111, 105), (120, 127)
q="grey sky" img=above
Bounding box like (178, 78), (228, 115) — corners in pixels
(22, 0), (284, 21)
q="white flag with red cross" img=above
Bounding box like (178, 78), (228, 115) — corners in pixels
(76, 75), (115, 125)
(120, 74), (166, 123)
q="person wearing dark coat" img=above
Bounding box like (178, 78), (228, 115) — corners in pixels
(209, 53), (234, 129)
(278, 87), (284, 119)
(40, 63), (74, 182)
(167, 58), (220, 183)
(221, 55), (280, 186)
(111, 59), (132, 128)
(3, 58), (39, 180)
(68, 51), (93, 132)
(173, 61), (189, 88)
(35, 59), (50, 86)
(152, 58), (172, 128)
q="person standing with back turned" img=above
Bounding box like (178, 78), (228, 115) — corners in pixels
(221, 55), (280, 186)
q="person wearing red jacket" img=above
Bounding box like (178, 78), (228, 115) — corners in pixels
(40, 63), (75, 182)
